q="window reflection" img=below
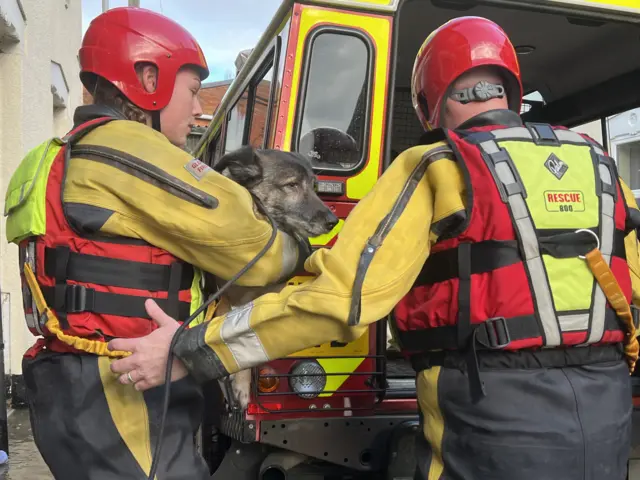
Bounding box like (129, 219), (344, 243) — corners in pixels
(296, 32), (369, 172)
(249, 64), (274, 148)
(225, 91), (249, 153)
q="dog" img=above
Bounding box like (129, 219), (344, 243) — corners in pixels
(210, 145), (338, 410)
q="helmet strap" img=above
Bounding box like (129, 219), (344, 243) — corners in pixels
(151, 110), (161, 133)
(449, 81), (505, 105)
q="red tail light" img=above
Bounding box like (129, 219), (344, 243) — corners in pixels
(247, 403), (283, 415)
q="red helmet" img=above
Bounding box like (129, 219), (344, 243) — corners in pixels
(79, 7), (209, 112)
(411, 16), (523, 130)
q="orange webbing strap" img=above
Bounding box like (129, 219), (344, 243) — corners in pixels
(584, 249), (639, 373)
(23, 263), (131, 358)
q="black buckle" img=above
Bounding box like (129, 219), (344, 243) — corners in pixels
(64, 285), (95, 313)
(477, 317), (511, 349)
(525, 122), (561, 147)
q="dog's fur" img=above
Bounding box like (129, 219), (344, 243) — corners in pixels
(211, 146), (338, 409)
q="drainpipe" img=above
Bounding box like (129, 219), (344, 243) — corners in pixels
(102, 0), (109, 12)
(0, 291), (8, 455)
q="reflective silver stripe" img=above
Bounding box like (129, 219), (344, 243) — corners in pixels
(32, 296), (44, 335)
(555, 130), (588, 144)
(586, 159), (616, 344)
(24, 241), (45, 335)
(558, 313), (590, 332)
(280, 232), (299, 281)
(220, 302), (269, 369)
(490, 127), (531, 140)
(25, 312), (39, 333)
(485, 126), (587, 145)
(479, 138), (562, 346)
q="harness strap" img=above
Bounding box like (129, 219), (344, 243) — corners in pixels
(587, 151), (618, 344)
(457, 243), (486, 400)
(45, 246), (194, 292)
(23, 263), (130, 358)
(415, 231), (627, 287)
(397, 309), (622, 353)
(167, 262), (183, 319)
(585, 248), (639, 372)
(41, 285), (191, 320)
(52, 245), (72, 329)
(410, 343), (624, 373)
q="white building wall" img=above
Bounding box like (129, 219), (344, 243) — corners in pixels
(572, 119), (603, 146)
(0, 0), (83, 379)
(605, 108), (640, 200)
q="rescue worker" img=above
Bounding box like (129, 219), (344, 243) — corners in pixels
(4, 7), (309, 479)
(110, 16), (640, 479)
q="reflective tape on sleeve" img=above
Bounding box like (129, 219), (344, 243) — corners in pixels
(220, 302), (269, 370)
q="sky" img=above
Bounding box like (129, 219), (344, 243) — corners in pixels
(81, 0), (281, 82)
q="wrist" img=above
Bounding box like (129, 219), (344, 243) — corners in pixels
(172, 323), (229, 383)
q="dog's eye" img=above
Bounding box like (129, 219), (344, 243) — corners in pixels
(282, 182), (298, 190)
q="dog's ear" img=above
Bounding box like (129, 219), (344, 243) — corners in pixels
(213, 145), (263, 187)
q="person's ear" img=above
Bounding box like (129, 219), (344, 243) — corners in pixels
(139, 64), (158, 93)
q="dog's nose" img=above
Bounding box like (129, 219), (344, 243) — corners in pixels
(324, 212), (339, 231)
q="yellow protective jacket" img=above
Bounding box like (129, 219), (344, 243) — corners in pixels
(172, 113), (640, 381)
(61, 107), (304, 287)
(4, 106), (307, 357)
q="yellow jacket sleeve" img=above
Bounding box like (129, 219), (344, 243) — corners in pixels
(619, 179), (640, 309)
(62, 120), (303, 286)
(172, 142), (467, 381)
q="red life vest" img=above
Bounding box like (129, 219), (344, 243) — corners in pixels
(17, 117), (197, 357)
(393, 122), (633, 359)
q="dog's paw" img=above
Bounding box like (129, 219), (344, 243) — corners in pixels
(230, 369), (252, 410)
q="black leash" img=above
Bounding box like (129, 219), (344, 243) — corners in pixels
(148, 201), (278, 479)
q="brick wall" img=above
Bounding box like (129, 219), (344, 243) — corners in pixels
(195, 82), (232, 126)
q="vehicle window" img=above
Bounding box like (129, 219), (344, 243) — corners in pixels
(204, 132), (220, 166)
(225, 90), (249, 153)
(521, 91), (544, 115)
(268, 32), (288, 148)
(295, 30), (371, 174)
(248, 62), (274, 148)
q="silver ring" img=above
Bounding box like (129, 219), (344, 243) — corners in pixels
(127, 372), (135, 384)
(575, 229), (600, 259)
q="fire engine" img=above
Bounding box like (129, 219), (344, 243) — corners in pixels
(193, 1), (640, 478)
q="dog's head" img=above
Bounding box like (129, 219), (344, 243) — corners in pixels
(214, 146), (339, 238)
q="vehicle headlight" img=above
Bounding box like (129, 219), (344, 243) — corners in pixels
(289, 361), (326, 399)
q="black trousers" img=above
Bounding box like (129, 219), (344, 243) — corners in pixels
(23, 351), (211, 480)
(414, 359), (632, 480)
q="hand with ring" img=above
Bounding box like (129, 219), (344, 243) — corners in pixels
(108, 299), (189, 391)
